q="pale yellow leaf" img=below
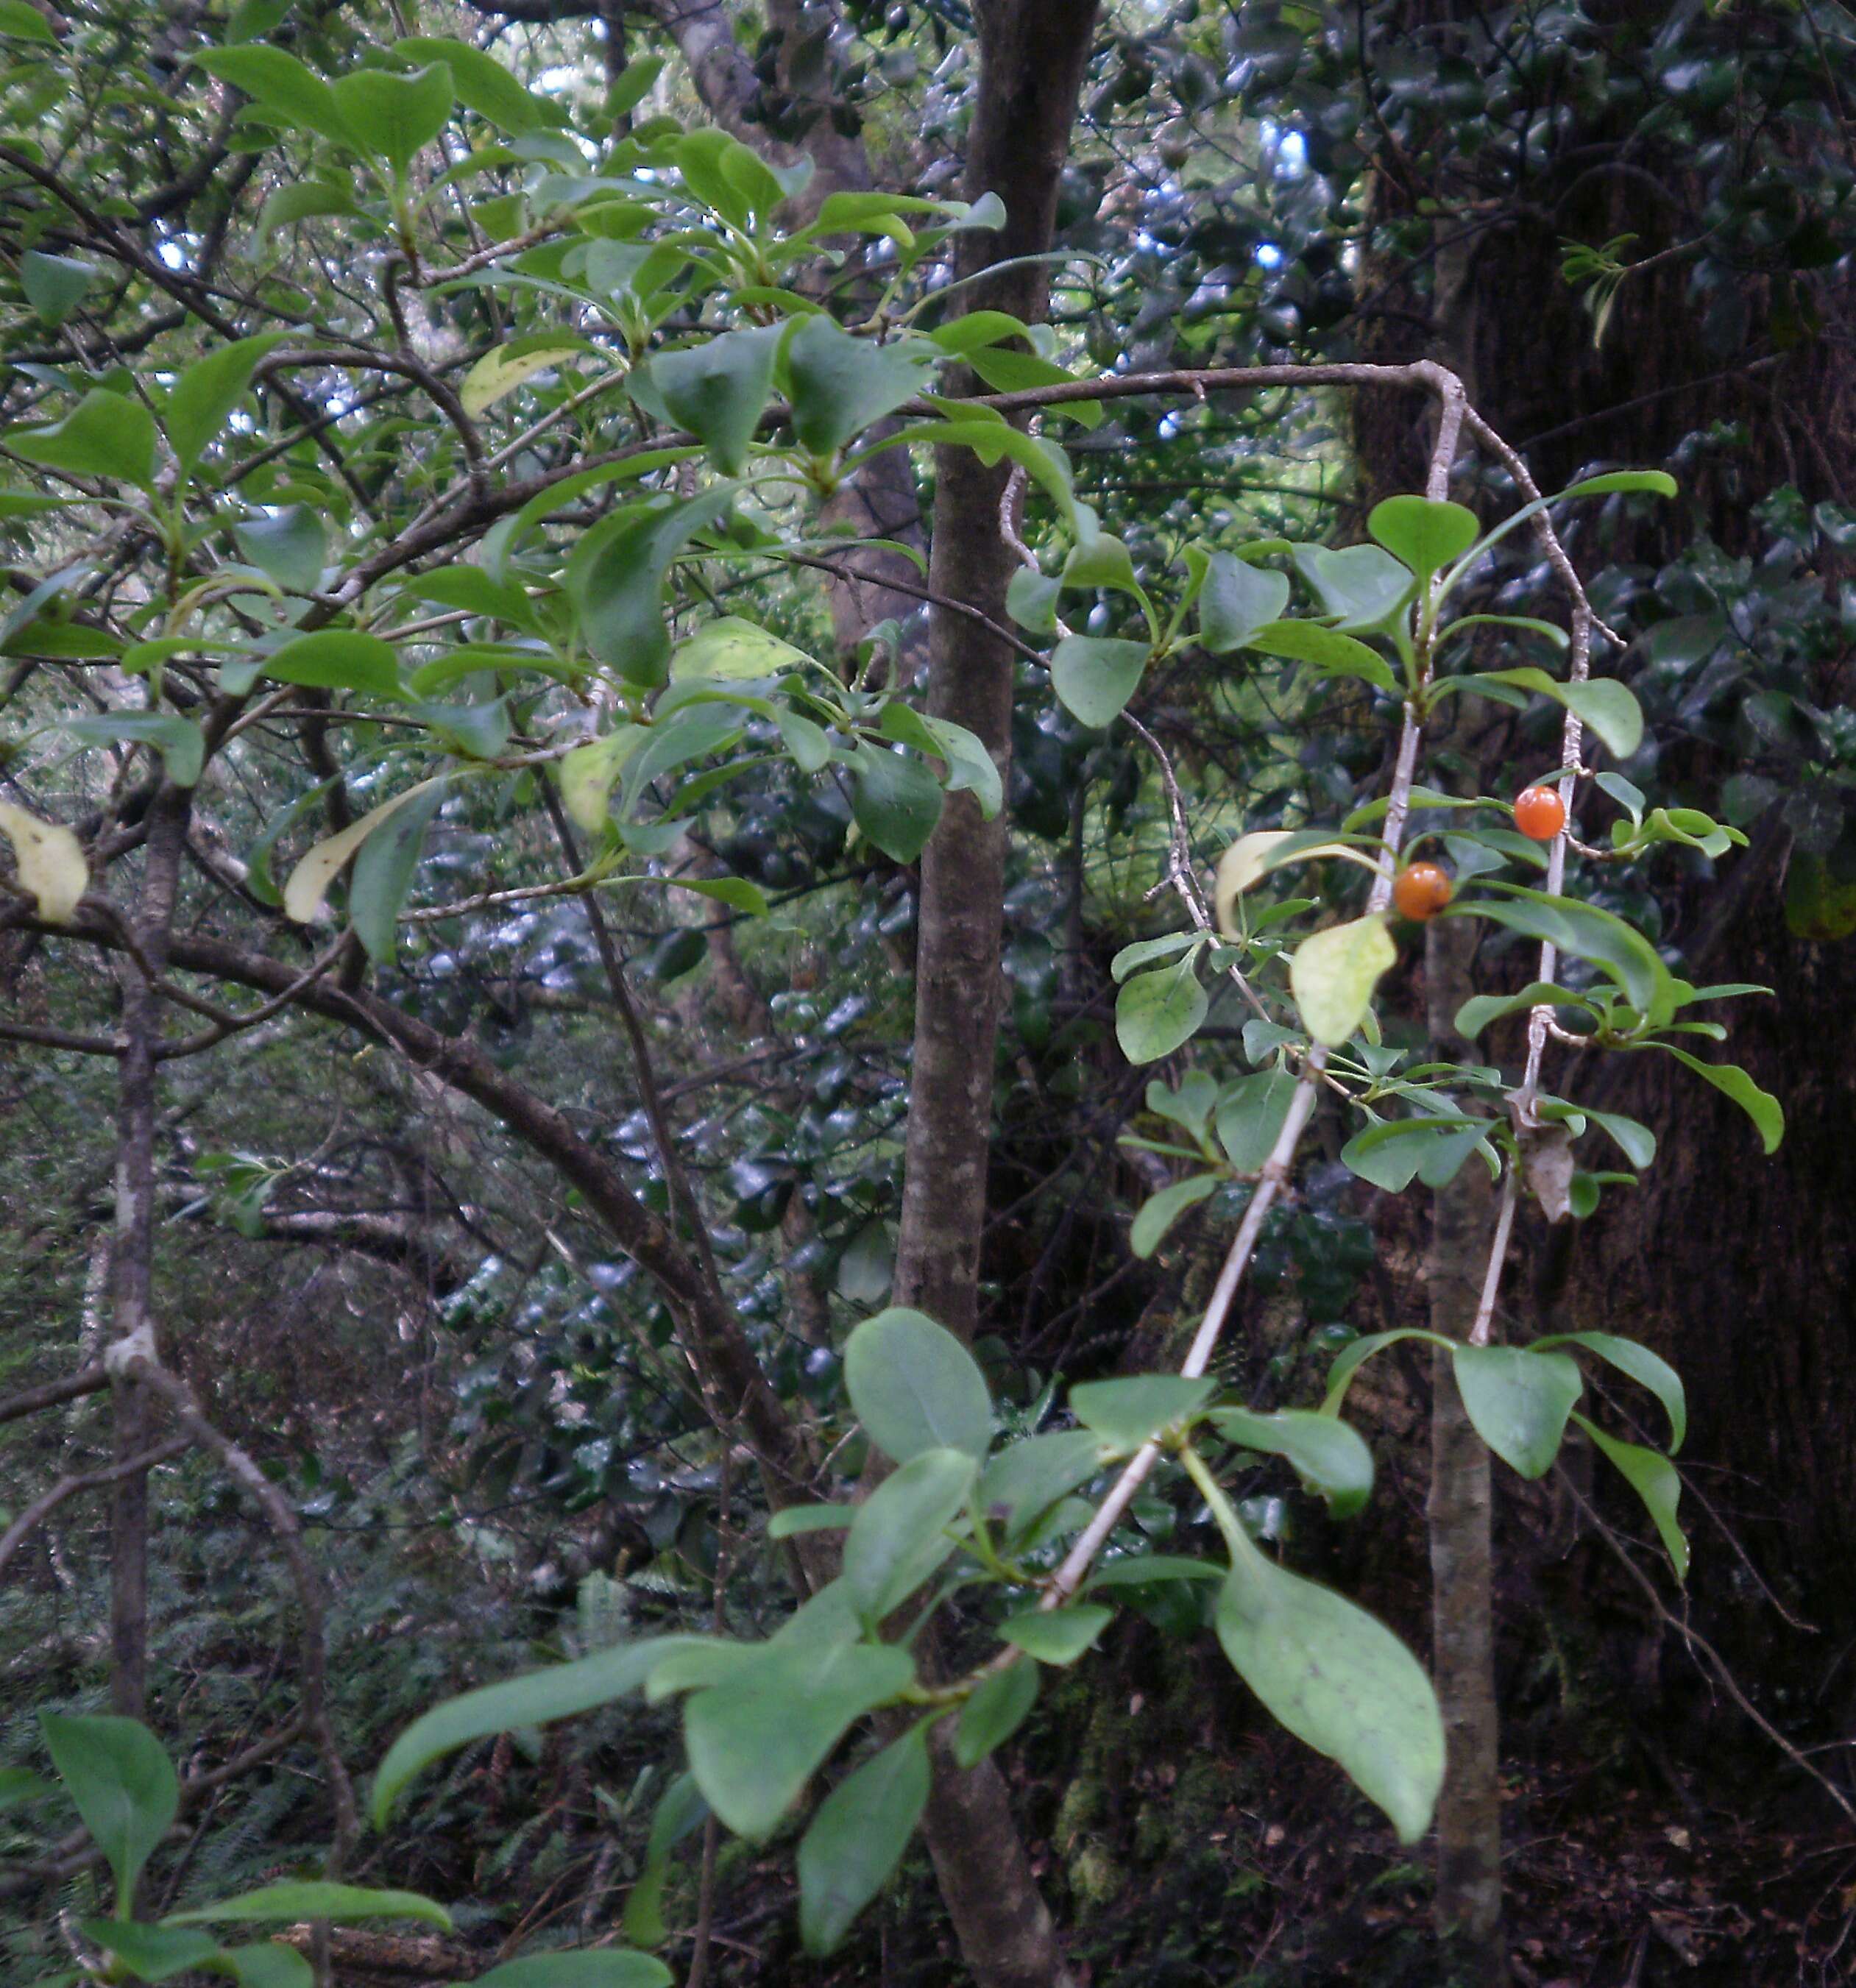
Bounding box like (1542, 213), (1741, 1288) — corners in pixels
(283, 775), (450, 926)
(1289, 914), (1397, 1047)
(0, 801), (88, 923)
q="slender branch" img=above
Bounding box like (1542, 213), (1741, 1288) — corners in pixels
(0, 1363), (109, 1427)
(0, 1435), (194, 1586)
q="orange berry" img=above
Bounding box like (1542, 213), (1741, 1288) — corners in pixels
(1514, 783), (1567, 842)
(1392, 861), (1454, 921)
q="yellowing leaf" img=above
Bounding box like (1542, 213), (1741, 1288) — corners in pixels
(282, 776), (450, 926)
(1213, 832), (1372, 935)
(461, 341), (587, 420)
(1289, 914), (1396, 1046)
(0, 801), (88, 923)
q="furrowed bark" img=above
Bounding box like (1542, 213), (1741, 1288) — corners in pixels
(1425, 898), (1509, 1984)
(888, 7), (1099, 1985)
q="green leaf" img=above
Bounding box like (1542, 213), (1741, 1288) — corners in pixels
(171, 1884), (450, 1930)
(191, 46), (360, 151)
(460, 339), (587, 421)
(557, 728), (640, 834)
(283, 776), (453, 929)
(1660, 1047), (1784, 1154)
(843, 1308), (993, 1463)
(348, 781), (442, 963)
(466, 1955), (673, 1988)
(998, 1605), (1112, 1666)
(1115, 953), (1208, 1064)
(1214, 1547), (1442, 1844)
(843, 1446), (977, 1620)
(673, 616), (813, 681)
(10, 389), (157, 490)
(975, 1429), (1103, 1539)
(1340, 1114), (1490, 1193)
(1209, 1407), (1375, 1518)
(0, 0), (56, 39)
(393, 37), (556, 133)
(674, 128), (787, 229)
(257, 180), (361, 241)
(606, 55), (667, 121)
(684, 1641), (915, 1841)
(1435, 613), (1568, 653)
(20, 250), (97, 327)
(168, 334), (290, 474)
(850, 742), (943, 862)
(1061, 529), (1140, 594)
(1451, 1345), (1583, 1479)
(1006, 566), (1061, 633)
(1534, 1332), (1685, 1451)
(783, 315), (935, 455)
(372, 1638), (695, 1824)
(1146, 1070), (1216, 1143)
(1070, 1375), (1214, 1454)
(567, 490), (735, 688)
(80, 1921), (222, 1983)
(330, 63), (455, 177)
(1320, 1327), (1450, 1413)
(1216, 1067), (1302, 1173)
(260, 631), (402, 700)
(63, 713), (205, 787)
(1453, 887), (1672, 1025)
(39, 1712), (177, 1909)
(1290, 915), (1396, 1047)
(767, 1505), (855, 1539)
(1130, 1174), (1219, 1258)
(877, 706), (1003, 819)
(1443, 667), (1643, 760)
(214, 1943), (314, 1988)
(953, 1657), (1038, 1768)
(621, 1771), (705, 1947)
(1049, 634), (1150, 730)
(233, 508), (327, 594)
(1561, 469), (1678, 499)
(1367, 495), (1480, 583)
(1292, 543), (1414, 629)
(1243, 620), (1399, 693)
(1453, 981), (1595, 1040)
(797, 1725), (931, 1956)
(1574, 1414), (1687, 1579)
(645, 324), (782, 474)
(1198, 552), (1289, 652)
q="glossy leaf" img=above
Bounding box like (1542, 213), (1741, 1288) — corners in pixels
(1216, 1067), (1302, 1172)
(797, 1725), (931, 1956)
(10, 389), (157, 490)
(1210, 1407), (1375, 1517)
(1575, 1414), (1687, 1578)
(843, 1446), (977, 1620)
(1070, 1375), (1214, 1453)
(283, 775), (452, 929)
(684, 1641), (915, 1840)
(849, 742), (943, 862)
(1115, 953), (1208, 1064)
(167, 334), (290, 472)
(1290, 915), (1396, 1046)
(1443, 667), (1643, 759)
(998, 1604), (1112, 1666)
(1451, 1344), (1583, 1479)
(233, 508), (326, 594)
(171, 1883), (450, 1929)
(1537, 1331), (1685, 1451)
(1244, 620), (1400, 692)
(784, 314), (935, 455)
(1130, 1174), (1219, 1258)
(1214, 1544), (1443, 1844)
(393, 35), (558, 133)
(330, 63), (455, 176)
(213, 1944), (313, 1988)
(372, 1638), (697, 1824)
(1197, 551), (1290, 652)
(646, 324), (782, 473)
(461, 339), (587, 420)
(39, 1712), (177, 1909)
(877, 704), (1003, 817)
(21, 250), (96, 326)
(1660, 1046), (1784, 1154)
(1049, 633), (1150, 730)
(348, 782), (443, 963)
(1293, 542), (1414, 629)
(673, 616), (812, 681)
(953, 1657), (1038, 1768)
(567, 491), (734, 687)
(63, 712), (205, 787)
(191, 46), (361, 150)
(260, 631), (402, 699)
(1367, 495), (1480, 582)
(1455, 887), (1672, 1025)
(844, 1308), (993, 1463)
(975, 1429), (1103, 1539)
(79, 1921), (221, 1982)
